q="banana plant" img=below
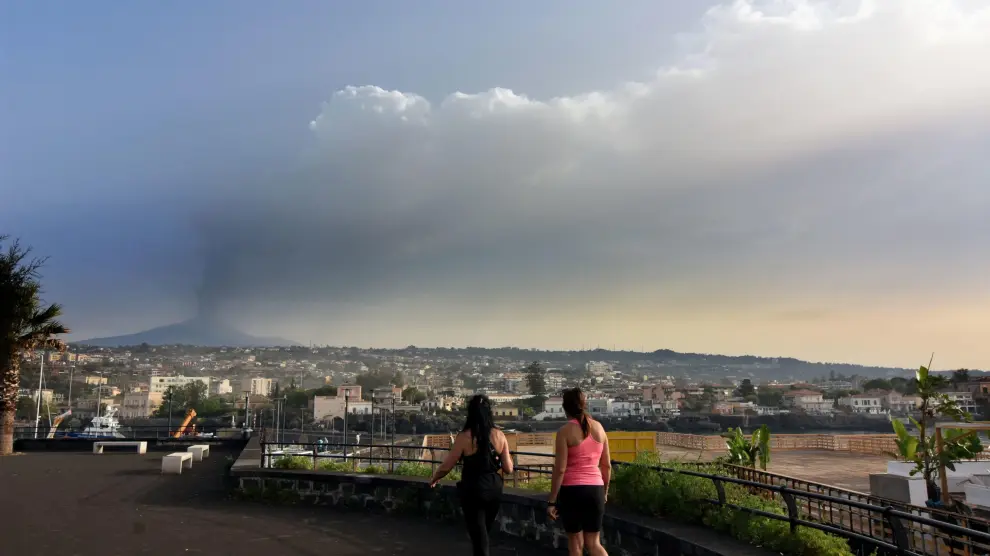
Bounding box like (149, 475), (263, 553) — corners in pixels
(722, 424), (771, 470)
(888, 364), (982, 502)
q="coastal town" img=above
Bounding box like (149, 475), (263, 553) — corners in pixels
(13, 344), (986, 436)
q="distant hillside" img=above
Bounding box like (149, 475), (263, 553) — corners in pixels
(76, 316), (298, 348)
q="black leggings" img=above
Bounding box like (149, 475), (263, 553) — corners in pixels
(458, 486), (503, 556)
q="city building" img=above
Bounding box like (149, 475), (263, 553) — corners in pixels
(121, 391), (163, 419)
(781, 390), (833, 414)
(943, 391), (978, 415)
(542, 397), (564, 417)
(239, 377), (273, 397)
(211, 379), (233, 396)
(492, 405), (519, 420)
(313, 395), (373, 421)
(150, 376), (211, 395)
(838, 393), (885, 414)
(372, 385), (402, 404)
(338, 384), (362, 400)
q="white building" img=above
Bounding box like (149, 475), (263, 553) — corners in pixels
(611, 400), (643, 418)
(239, 377), (273, 397)
(944, 391), (978, 415)
(542, 397), (564, 417)
(586, 361), (613, 376)
(782, 390), (833, 414)
(838, 394), (886, 414)
(121, 391), (162, 419)
(211, 379), (233, 396)
(149, 376), (210, 395)
(313, 395), (373, 421)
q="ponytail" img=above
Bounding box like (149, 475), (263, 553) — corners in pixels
(578, 411), (590, 438)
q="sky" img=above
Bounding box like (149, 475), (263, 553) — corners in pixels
(3, 0), (990, 369)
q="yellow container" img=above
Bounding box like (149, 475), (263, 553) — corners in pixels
(605, 431), (656, 462)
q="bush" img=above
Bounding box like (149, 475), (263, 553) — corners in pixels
(272, 455), (313, 470)
(363, 464), (387, 474)
(517, 475), (551, 492)
(316, 458), (355, 472)
(394, 462), (433, 477)
(610, 452), (853, 556)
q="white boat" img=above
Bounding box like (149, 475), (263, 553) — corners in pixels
(67, 406), (125, 439)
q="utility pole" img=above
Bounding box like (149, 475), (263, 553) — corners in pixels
(67, 364), (74, 409)
(34, 351), (45, 439)
(343, 394), (349, 461)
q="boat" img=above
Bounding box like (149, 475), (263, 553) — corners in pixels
(66, 406), (126, 439)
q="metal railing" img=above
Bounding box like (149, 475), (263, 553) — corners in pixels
(259, 440), (990, 556)
(12, 425), (226, 440)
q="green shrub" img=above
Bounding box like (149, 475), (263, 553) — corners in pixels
(394, 462), (433, 477)
(272, 455), (314, 470)
(363, 464), (387, 474)
(517, 475), (551, 492)
(316, 458), (355, 472)
(610, 452), (853, 556)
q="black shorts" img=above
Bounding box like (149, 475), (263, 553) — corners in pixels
(557, 485), (605, 533)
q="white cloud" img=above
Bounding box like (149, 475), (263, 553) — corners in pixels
(299, 0), (990, 276)
(218, 1), (990, 365)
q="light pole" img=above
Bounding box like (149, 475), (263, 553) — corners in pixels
(166, 389), (173, 436)
(67, 364), (75, 409)
(343, 394), (349, 461)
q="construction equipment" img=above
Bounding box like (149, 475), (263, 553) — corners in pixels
(46, 409), (72, 439)
(172, 408), (197, 438)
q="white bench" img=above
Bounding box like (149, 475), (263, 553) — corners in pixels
(187, 444), (210, 462)
(162, 452), (194, 474)
(93, 441), (147, 455)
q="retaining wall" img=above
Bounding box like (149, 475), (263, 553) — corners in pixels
(229, 466), (770, 556)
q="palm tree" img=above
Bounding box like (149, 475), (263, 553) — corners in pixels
(0, 236), (69, 455)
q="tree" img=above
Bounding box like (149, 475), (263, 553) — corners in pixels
(0, 237), (69, 455)
(889, 365), (982, 502)
(756, 390), (783, 408)
(952, 369), (971, 387)
(736, 379), (756, 398)
(402, 387), (426, 404)
(861, 378), (893, 391)
(525, 361), (546, 396)
(309, 385), (337, 397)
(182, 381), (207, 409)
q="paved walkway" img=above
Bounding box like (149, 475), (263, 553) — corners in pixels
(0, 449), (550, 555)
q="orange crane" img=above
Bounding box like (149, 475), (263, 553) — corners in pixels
(171, 408), (197, 438)
(46, 410), (72, 439)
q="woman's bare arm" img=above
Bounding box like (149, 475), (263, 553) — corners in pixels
(498, 430), (514, 474)
(597, 425), (612, 500)
(430, 432), (466, 485)
(548, 428), (569, 504)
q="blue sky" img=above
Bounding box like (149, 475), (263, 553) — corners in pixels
(3, 1), (990, 368)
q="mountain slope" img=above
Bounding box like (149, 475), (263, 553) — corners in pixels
(77, 317), (298, 347)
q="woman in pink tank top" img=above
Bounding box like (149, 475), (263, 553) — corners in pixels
(547, 388), (611, 556)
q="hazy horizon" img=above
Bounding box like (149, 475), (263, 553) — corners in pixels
(4, 1), (990, 370)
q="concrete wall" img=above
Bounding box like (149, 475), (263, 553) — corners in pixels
(228, 466), (770, 556)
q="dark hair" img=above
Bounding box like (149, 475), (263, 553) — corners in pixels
(562, 387), (590, 438)
(463, 394), (496, 454)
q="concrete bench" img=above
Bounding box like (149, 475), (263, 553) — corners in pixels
(162, 452), (193, 474)
(93, 441), (147, 455)
(187, 444), (210, 462)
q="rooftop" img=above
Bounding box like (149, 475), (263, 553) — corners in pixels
(0, 448), (550, 555)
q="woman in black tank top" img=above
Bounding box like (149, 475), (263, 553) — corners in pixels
(430, 395), (514, 556)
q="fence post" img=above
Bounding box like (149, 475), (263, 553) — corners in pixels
(712, 477), (726, 505)
(779, 487), (799, 533)
(512, 452), (519, 488)
(313, 442), (318, 470)
(883, 507), (910, 555)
